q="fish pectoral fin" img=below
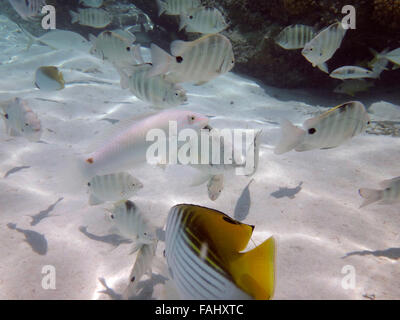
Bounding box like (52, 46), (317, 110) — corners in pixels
(317, 63), (329, 73)
(129, 242), (143, 255)
(194, 80), (208, 86)
(89, 194), (104, 206)
(148, 44), (173, 78)
(230, 236), (276, 300)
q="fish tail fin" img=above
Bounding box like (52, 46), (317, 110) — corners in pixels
(55, 153), (96, 194)
(148, 44), (173, 78)
(359, 188), (383, 208)
(231, 236), (276, 300)
(156, 0), (166, 17)
(317, 63), (329, 73)
(70, 10), (79, 24)
(274, 119), (304, 155)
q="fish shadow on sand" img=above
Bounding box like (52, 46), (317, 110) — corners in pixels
(270, 182), (303, 199)
(234, 179), (254, 221)
(29, 197), (64, 226)
(7, 223), (48, 255)
(79, 226), (132, 248)
(97, 277), (123, 300)
(4, 166), (30, 178)
(343, 248), (400, 261)
(127, 273), (169, 300)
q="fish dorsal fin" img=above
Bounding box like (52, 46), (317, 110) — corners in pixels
(112, 29), (136, 43)
(188, 206), (254, 256)
(170, 40), (189, 57)
(229, 236), (275, 300)
(380, 176), (400, 189)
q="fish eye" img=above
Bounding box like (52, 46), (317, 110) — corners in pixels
(126, 47), (131, 52)
(189, 16), (193, 19)
(367, 121), (371, 125)
(308, 128), (316, 134)
(176, 56), (183, 63)
(110, 214), (114, 219)
(87, 182), (91, 186)
(4, 114), (8, 119)
(130, 276), (135, 283)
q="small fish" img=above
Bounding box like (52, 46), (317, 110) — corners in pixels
(330, 66), (376, 80)
(7, 223), (47, 255)
(29, 197), (63, 226)
(359, 177), (400, 208)
(108, 200), (157, 251)
(165, 204), (276, 300)
(116, 64), (188, 108)
(79, 110), (209, 179)
(148, 34), (235, 85)
(334, 79), (374, 97)
(87, 172), (143, 206)
(157, 0), (201, 16)
(8, 0), (45, 20)
(89, 30), (142, 66)
(0, 97), (42, 142)
(18, 25), (90, 52)
(381, 48), (400, 66)
(126, 241), (158, 292)
(179, 7), (228, 34)
(369, 48), (390, 77)
(79, 0), (103, 8)
(274, 101), (370, 154)
(207, 174), (224, 201)
(70, 8), (112, 28)
(302, 22), (347, 73)
(275, 24), (315, 50)
(35, 66), (65, 91)
(79, 226), (132, 247)
(234, 179), (253, 221)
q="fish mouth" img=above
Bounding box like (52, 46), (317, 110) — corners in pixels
(203, 125), (213, 131)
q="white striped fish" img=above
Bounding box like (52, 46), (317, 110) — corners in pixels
(8, 0), (45, 20)
(275, 24), (315, 50)
(302, 22), (347, 73)
(359, 177), (400, 208)
(165, 204), (276, 300)
(89, 30), (142, 66)
(149, 34), (235, 85)
(87, 172), (143, 206)
(157, 0), (201, 16)
(0, 97), (42, 142)
(179, 7), (228, 34)
(70, 8), (112, 28)
(108, 200), (156, 246)
(330, 66), (377, 80)
(382, 48), (400, 65)
(116, 64), (188, 108)
(274, 101), (370, 154)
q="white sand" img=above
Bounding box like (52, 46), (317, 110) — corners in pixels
(0, 16), (399, 300)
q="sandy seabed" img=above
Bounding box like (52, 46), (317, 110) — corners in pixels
(0, 16), (399, 300)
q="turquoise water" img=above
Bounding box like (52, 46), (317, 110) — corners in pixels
(0, 1), (399, 300)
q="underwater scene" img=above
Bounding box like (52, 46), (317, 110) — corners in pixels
(0, 0), (399, 300)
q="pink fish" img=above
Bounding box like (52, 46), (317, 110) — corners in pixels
(8, 0), (46, 20)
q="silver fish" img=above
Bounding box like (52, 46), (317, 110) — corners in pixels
(275, 101), (370, 154)
(148, 34), (235, 85)
(157, 0), (201, 16)
(70, 8), (112, 28)
(359, 177), (400, 208)
(179, 7), (228, 34)
(275, 24), (315, 50)
(8, 0), (45, 20)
